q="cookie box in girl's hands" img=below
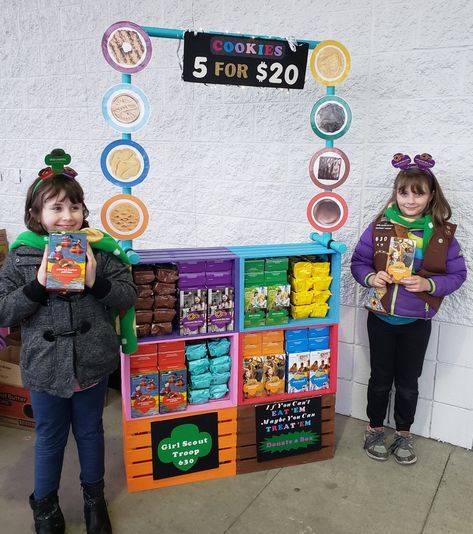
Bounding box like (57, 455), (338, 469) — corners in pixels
(46, 231), (87, 292)
(130, 371), (160, 418)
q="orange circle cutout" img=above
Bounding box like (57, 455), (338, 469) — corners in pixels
(101, 194), (149, 240)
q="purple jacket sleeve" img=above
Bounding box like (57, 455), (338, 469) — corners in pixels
(351, 223), (376, 287)
(429, 237), (467, 297)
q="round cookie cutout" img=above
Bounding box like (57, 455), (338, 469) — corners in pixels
(102, 83), (150, 133)
(309, 147), (350, 190)
(101, 139), (150, 188)
(310, 40), (351, 86)
(310, 95), (352, 140)
(101, 194), (149, 240)
(102, 21), (152, 74)
(306, 192), (348, 233)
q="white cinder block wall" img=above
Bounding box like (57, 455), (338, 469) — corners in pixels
(0, 0), (471, 447)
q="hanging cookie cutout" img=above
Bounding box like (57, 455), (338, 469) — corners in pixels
(101, 194), (149, 240)
(306, 192), (348, 233)
(309, 147), (350, 190)
(310, 40), (351, 86)
(102, 21), (152, 74)
(102, 83), (150, 133)
(310, 95), (352, 140)
(101, 139), (150, 188)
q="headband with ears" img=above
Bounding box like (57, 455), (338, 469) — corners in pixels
(391, 152), (435, 173)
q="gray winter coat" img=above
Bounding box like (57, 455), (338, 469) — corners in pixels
(0, 245), (137, 398)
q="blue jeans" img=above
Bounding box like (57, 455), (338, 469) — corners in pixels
(30, 379), (108, 499)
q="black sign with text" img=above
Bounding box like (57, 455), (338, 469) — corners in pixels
(183, 32), (308, 89)
(151, 412), (219, 480)
(255, 396), (322, 462)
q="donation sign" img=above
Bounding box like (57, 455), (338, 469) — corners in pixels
(255, 397), (322, 462)
(183, 32), (309, 89)
(151, 412), (219, 480)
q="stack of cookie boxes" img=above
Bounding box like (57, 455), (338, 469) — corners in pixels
(243, 258), (291, 328)
(179, 259), (235, 336)
(289, 257), (332, 319)
(285, 327), (330, 393)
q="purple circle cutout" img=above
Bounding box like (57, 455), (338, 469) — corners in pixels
(102, 21), (152, 74)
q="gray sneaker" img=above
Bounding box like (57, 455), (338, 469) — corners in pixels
(363, 428), (389, 461)
(390, 432), (417, 465)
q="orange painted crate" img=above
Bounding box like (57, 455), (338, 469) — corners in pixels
(122, 406), (237, 492)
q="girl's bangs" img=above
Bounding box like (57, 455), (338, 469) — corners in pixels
(396, 173), (430, 194)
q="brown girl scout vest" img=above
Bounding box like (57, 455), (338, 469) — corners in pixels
(372, 217), (456, 312)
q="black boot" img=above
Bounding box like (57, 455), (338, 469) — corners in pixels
(29, 491), (65, 534)
(82, 480), (112, 534)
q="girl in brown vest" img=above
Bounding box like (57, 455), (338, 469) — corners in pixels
(351, 154), (467, 465)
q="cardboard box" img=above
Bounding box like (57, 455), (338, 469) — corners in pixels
(0, 345), (35, 430)
(159, 368), (187, 413)
(286, 352), (310, 393)
(262, 354), (286, 395)
(309, 349), (330, 391)
(130, 370), (160, 418)
(0, 229), (8, 267)
(46, 231), (86, 292)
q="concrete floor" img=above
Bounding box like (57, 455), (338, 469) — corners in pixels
(1, 390), (472, 534)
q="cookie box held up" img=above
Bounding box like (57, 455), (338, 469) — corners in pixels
(46, 231), (87, 292)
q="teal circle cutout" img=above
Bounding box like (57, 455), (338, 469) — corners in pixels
(310, 95), (352, 140)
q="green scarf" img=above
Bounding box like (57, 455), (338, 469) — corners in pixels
(384, 204), (434, 254)
(10, 229), (137, 354)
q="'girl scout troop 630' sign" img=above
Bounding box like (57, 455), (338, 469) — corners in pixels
(183, 32), (309, 89)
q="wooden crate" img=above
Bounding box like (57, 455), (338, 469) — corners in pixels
(236, 394), (335, 474)
(122, 406), (237, 492)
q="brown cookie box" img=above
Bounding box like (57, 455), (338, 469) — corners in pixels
(153, 309), (177, 323)
(137, 285), (154, 298)
(156, 268), (179, 284)
(136, 324), (151, 337)
(150, 322), (173, 336)
(136, 310), (153, 325)
(154, 294), (177, 309)
(153, 281), (176, 296)
(132, 268), (156, 285)
(135, 297), (154, 310)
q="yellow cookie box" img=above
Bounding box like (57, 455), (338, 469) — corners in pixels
(291, 291), (313, 306)
(310, 303), (329, 317)
(313, 275), (332, 291)
(290, 302), (330, 319)
(290, 262), (312, 279)
(289, 275), (313, 292)
(311, 262), (330, 276)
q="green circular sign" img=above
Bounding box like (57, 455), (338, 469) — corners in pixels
(310, 95), (352, 140)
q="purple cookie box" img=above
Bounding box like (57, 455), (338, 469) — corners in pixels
(179, 260), (206, 273)
(206, 270), (233, 287)
(178, 272), (206, 288)
(206, 259), (233, 271)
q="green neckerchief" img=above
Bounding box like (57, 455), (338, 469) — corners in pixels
(384, 203), (434, 254)
(10, 229), (137, 354)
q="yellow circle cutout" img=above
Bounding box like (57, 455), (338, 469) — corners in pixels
(310, 40), (351, 86)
